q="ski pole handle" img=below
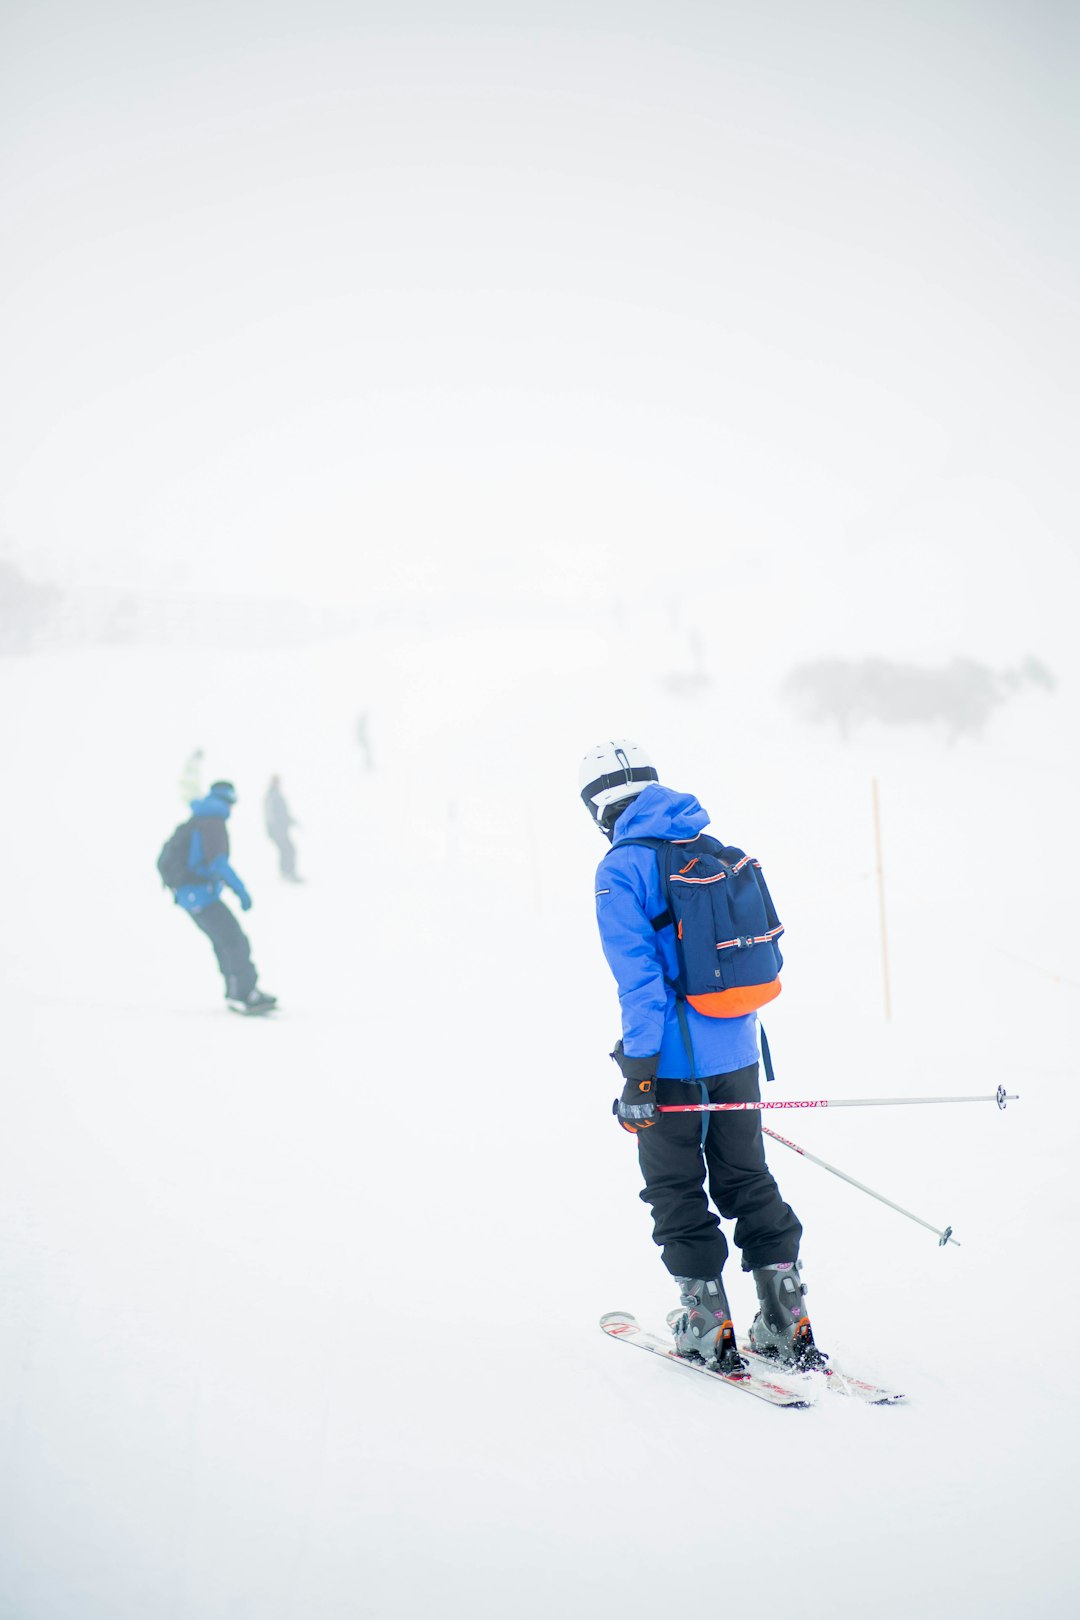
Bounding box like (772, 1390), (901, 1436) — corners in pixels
(658, 1086), (1018, 1114)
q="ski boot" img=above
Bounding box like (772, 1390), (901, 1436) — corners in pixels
(227, 988), (278, 1016)
(668, 1277), (746, 1374)
(748, 1261), (827, 1371)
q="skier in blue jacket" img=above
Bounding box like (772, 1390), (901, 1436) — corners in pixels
(581, 740), (823, 1373)
(174, 781), (276, 1015)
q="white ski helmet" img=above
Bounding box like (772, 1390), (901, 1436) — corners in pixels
(579, 739), (658, 828)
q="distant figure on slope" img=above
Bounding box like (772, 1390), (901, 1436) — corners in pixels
(264, 775), (301, 881)
(179, 747), (204, 806)
(157, 780), (277, 1016)
(580, 739), (824, 1374)
(354, 711), (374, 772)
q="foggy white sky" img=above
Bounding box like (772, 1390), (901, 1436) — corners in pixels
(2, 1), (1076, 634)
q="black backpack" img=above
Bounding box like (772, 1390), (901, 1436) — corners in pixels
(157, 818), (195, 889)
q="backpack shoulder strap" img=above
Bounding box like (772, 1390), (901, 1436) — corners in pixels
(611, 837), (674, 931)
(187, 821), (203, 870)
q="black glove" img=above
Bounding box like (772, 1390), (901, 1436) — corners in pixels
(611, 1043), (661, 1133)
(610, 1041), (659, 1083)
(613, 1077), (660, 1132)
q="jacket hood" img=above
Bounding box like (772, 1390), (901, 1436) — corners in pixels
(610, 783), (710, 843)
(190, 792), (232, 819)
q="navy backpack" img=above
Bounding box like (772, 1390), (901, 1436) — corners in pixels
(619, 834), (784, 1016)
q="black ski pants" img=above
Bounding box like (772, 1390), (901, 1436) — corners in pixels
(636, 1062), (802, 1280)
(189, 900), (257, 1001)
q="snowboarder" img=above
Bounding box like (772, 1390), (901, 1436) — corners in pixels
(264, 775), (301, 881)
(165, 780), (277, 1015)
(580, 739), (823, 1373)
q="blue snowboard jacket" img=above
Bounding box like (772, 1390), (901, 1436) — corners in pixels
(173, 792), (251, 915)
(593, 783), (761, 1081)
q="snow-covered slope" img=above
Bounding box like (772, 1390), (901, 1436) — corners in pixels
(1, 611), (1076, 1620)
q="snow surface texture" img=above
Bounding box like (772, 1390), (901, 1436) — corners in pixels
(1, 618), (1076, 1620)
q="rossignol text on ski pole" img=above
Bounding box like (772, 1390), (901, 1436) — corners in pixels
(658, 1084), (1018, 1114)
(760, 1124), (960, 1247)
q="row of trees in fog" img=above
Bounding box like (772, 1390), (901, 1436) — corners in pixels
(3, 557), (1058, 746)
(0, 558), (355, 653)
(780, 656), (1055, 741)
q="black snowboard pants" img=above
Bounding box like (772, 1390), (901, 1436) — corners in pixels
(189, 900), (257, 1001)
(636, 1062), (802, 1280)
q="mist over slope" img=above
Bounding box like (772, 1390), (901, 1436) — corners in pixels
(3, 0), (1077, 1609)
(0, 597), (1076, 1620)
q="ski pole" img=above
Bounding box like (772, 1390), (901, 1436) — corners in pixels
(658, 1085), (1018, 1114)
(760, 1123), (960, 1247)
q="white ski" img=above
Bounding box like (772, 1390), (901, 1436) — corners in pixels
(736, 1339), (906, 1405)
(601, 1312), (814, 1408)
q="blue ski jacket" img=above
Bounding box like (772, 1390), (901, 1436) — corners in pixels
(593, 783), (761, 1080)
(173, 792), (252, 915)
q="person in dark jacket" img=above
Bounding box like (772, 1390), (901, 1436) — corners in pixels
(263, 775), (300, 881)
(173, 780), (276, 1015)
(580, 739), (823, 1374)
